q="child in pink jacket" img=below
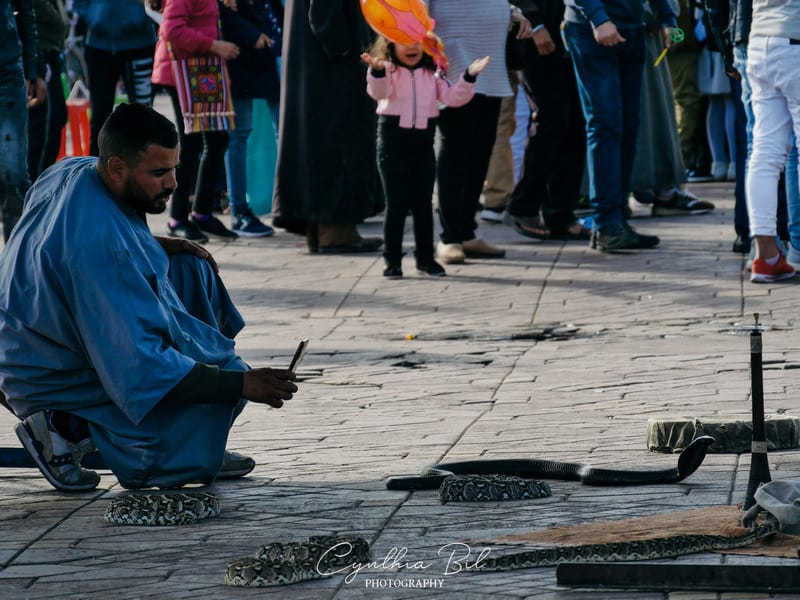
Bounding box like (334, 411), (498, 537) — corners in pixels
(151, 0), (240, 243)
(361, 39), (489, 278)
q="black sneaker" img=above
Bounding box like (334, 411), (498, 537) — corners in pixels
(217, 450), (255, 478)
(591, 223), (660, 252)
(191, 214), (238, 239)
(651, 190), (715, 217)
(733, 235), (751, 254)
(383, 263), (403, 278)
(167, 220), (209, 243)
(416, 261), (446, 276)
(624, 224), (660, 248)
(686, 168), (713, 183)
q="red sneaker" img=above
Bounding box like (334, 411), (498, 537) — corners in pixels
(751, 253), (796, 283)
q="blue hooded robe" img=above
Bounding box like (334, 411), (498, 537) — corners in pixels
(0, 157), (248, 488)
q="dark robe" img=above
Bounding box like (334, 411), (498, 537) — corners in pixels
(273, 0), (378, 224)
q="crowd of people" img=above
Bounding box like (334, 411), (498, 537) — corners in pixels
(1, 0), (799, 491)
(2, 0), (798, 277)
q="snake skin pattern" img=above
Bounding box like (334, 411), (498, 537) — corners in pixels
(478, 519), (780, 570)
(225, 535), (370, 587)
(439, 475), (552, 503)
(104, 492), (220, 526)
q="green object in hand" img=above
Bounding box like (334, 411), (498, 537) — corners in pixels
(671, 27), (685, 44)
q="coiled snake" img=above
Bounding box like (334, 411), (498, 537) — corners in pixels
(388, 435), (715, 502)
(104, 491), (220, 526)
(225, 535), (371, 587)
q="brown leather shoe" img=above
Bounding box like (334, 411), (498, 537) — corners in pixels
(461, 238), (506, 258)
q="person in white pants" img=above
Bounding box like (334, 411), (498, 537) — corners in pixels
(744, 0), (800, 283)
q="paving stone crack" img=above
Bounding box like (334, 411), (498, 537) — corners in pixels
(1, 489), (111, 571)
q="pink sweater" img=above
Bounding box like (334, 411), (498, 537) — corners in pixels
(366, 66), (476, 129)
(151, 0), (220, 87)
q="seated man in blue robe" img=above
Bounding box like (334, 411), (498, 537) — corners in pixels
(0, 103), (298, 491)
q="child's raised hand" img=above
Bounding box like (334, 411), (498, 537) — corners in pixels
(468, 56), (490, 77)
(360, 52), (389, 72)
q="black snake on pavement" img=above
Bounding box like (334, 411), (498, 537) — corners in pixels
(388, 435), (715, 501)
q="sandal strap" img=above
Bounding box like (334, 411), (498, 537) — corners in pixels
(49, 452), (78, 467)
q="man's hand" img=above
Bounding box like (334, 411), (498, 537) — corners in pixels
(242, 368), (298, 408)
(510, 6), (534, 39)
(593, 21), (626, 46)
(660, 26), (674, 51)
(27, 78), (47, 107)
(155, 236), (219, 273)
(533, 27), (556, 56)
(254, 33), (273, 49)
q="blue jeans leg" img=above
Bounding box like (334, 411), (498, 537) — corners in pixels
(565, 23), (645, 229)
(785, 139), (800, 249)
(0, 63), (30, 240)
(734, 46), (753, 239)
(730, 76), (749, 238)
(224, 97), (254, 218)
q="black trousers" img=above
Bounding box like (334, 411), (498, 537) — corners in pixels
(27, 50), (68, 180)
(436, 94), (501, 244)
(377, 118), (436, 264)
(166, 86), (229, 220)
(508, 52), (585, 233)
(84, 44), (154, 156)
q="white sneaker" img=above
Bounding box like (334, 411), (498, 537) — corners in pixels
(436, 241), (465, 265)
(480, 208), (505, 223)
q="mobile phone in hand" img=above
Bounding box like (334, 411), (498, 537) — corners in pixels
(289, 338), (309, 372)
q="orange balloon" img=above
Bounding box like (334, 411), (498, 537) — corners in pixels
(360, 0), (449, 72)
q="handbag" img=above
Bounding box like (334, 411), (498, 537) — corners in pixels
(697, 46), (730, 96)
(168, 42), (236, 133)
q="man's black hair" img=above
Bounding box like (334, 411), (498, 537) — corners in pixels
(97, 103), (179, 168)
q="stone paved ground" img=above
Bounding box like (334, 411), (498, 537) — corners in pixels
(2, 179), (800, 600)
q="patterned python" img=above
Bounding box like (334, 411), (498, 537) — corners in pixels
(104, 492), (220, 526)
(388, 436), (715, 499)
(477, 518), (780, 570)
(439, 474), (551, 503)
(225, 535), (370, 587)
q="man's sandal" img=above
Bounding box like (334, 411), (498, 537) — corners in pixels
(506, 214), (550, 240)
